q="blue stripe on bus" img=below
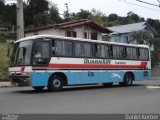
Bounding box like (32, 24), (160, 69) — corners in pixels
(32, 72), (49, 87)
(31, 71), (151, 87)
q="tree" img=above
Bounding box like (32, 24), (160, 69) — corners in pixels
(108, 14), (118, 22)
(63, 3), (70, 21)
(147, 18), (160, 36)
(151, 37), (160, 67)
(27, 0), (49, 27)
(24, 2), (33, 28)
(127, 11), (144, 23)
(33, 13), (48, 27)
(27, 0), (49, 14)
(1, 4), (16, 29)
(129, 30), (153, 44)
(49, 4), (62, 24)
(0, 0), (4, 26)
(69, 9), (92, 21)
(88, 9), (108, 27)
(0, 0), (4, 15)
(76, 9), (92, 19)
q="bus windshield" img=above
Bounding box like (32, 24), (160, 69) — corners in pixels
(11, 40), (33, 66)
(10, 39), (51, 66)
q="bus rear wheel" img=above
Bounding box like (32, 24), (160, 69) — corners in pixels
(33, 86), (44, 91)
(119, 73), (133, 86)
(48, 75), (64, 92)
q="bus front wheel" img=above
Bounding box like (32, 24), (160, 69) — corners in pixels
(119, 73), (133, 86)
(48, 75), (64, 92)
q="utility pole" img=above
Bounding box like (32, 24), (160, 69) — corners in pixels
(16, 0), (24, 40)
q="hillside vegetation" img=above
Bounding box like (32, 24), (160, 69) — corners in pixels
(0, 0), (160, 35)
(0, 42), (9, 80)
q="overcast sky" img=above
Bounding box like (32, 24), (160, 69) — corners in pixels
(51, 0), (160, 20)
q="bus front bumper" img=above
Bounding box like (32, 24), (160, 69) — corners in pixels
(9, 75), (31, 86)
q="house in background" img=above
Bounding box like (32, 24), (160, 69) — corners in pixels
(25, 19), (111, 40)
(107, 22), (157, 49)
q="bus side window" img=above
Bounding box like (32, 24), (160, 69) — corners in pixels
(144, 49), (149, 60)
(93, 44), (98, 58)
(136, 48), (140, 59)
(109, 45), (113, 58)
(52, 40), (56, 56)
(123, 47), (127, 59)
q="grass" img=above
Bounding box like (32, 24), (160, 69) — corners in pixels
(0, 42), (9, 81)
(0, 42), (8, 57)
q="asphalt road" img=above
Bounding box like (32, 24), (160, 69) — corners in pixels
(0, 79), (160, 114)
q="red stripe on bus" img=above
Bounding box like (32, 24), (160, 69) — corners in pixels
(33, 62), (147, 69)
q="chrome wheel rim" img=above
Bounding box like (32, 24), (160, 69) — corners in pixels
(126, 75), (132, 84)
(53, 79), (61, 88)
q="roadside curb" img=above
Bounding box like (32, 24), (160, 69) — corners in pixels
(0, 82), (13, 88)
(146, 85), (160, 89)
(151, 77), (160, 80)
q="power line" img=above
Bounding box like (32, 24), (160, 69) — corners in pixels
(135, 0), (159, 7)
(118, 0), (160, 12)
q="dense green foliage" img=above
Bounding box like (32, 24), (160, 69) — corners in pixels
(0, 0), (160, 35)
(0, 42), (9, 80)
(129, 30), (153, 44)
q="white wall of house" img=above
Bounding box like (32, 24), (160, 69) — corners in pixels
(25, 28), (65, 37)
(25, 25), (103, 40)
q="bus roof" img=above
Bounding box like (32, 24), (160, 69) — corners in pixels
(16, 35), (149, 48)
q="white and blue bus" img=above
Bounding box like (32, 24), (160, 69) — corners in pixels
(9, 35), (151, 91)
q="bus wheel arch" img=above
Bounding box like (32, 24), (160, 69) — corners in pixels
(48, 72), (68, 92)
(119, 72), (134, 86)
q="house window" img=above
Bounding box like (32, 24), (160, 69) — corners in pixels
(66, 31), (77, 38)
(91, 32), (97, 40)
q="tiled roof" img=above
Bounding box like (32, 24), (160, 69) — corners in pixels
(25, 19), (111, 33)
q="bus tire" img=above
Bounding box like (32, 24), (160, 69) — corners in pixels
(33, 87), (44, 91)
(103, 82), (113, 87)
(48, 75), (64, 92)
(119, 73), (133, 86)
